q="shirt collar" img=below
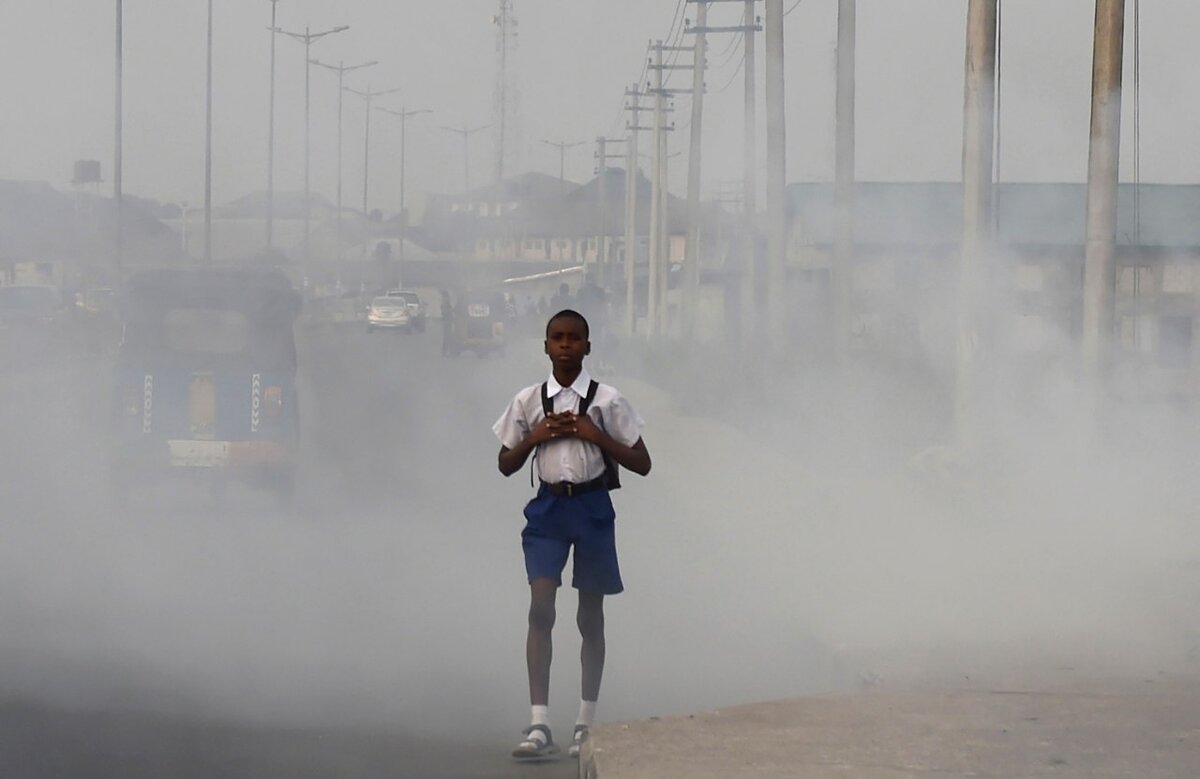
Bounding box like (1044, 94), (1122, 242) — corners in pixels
(546, 368), (592, 400)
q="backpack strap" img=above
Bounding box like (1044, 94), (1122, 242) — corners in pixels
(536, 380), (621, 491)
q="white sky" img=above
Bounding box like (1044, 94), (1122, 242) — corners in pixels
(1, 1), (1196, 211)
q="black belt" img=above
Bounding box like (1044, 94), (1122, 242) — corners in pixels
(540, 475), (607, 497)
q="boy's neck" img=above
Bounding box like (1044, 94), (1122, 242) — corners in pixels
(552, 366), (583, 388)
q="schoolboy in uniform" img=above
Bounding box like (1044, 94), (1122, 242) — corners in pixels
(494, 309), (652, 760)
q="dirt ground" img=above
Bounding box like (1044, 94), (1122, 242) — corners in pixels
(592, 672), (1200, 778)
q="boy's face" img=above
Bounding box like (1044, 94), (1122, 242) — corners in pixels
(544, 316), (590, 370)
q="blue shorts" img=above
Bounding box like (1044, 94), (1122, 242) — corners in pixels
(521, 487), (624, 595)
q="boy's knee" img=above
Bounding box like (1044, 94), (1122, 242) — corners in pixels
(576, 607), (604, 640)
(528, 601), (556, 632)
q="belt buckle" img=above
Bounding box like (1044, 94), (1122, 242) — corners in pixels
(565, 482), (574, 497)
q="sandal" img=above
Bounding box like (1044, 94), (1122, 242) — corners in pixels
(512, 724), (559, 759)
(568, 724), (590, 758)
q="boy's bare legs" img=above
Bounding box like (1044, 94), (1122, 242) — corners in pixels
(577, 591), (605, 701)
(526, 577), (559, 706)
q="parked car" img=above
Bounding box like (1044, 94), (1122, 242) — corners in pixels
(366, 295), (412, 333)
(383, 289), (427, 332)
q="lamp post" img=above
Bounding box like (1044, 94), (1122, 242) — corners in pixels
(442, 123), (490, 194)
(274, 23), (349, 285)
(542, 139), (585, 195)
(204, 0), (213, 264)
(265, 0), (279, 253)
(343, 84), (401, 216)
(378, 106), (432, 283)
(114, 0), (123, 285)
(311, 58), (377, 286)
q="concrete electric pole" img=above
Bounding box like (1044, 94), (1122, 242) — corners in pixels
(763, 0), (787, 347)
(956, 0), (998, 438)
(1082, 0), (1126, 380)
(834, 0), (856, 359)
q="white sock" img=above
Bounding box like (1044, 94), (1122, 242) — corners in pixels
(529, 705), (549, 743)
(576, 700), (597, 728)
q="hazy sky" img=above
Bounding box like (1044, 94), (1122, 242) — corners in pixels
(2, 1), (1197, 211)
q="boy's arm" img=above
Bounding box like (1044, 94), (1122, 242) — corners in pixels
(570, 414), (652, 476)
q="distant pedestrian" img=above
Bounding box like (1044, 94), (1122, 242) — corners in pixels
(493, 309), (652, 761)
(439, 289), (455, 356)
(549, 282), (572, 312)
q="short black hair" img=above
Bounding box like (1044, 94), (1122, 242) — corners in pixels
(546, 308), (589, 339)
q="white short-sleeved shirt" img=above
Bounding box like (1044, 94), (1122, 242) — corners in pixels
(493, 369), (644, 484)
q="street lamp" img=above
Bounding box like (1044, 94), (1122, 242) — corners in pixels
(204, 0), (213, 264)
(378, 106), (432, 282)
(265, 0), (279, 253)
(274, 23), (349, 285)
(542, 139), (586, 195)
(344, 85), (403, 216)
(442, 123), (490, 194)
(311, 58), (377, 286)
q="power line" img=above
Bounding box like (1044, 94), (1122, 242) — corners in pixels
(785, 0), (805, 16)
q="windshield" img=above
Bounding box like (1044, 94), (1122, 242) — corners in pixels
(388, 292), (419, 304)
(372, 297), (407, 308)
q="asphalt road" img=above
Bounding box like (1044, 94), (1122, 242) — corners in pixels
(0, 322), (587, 778)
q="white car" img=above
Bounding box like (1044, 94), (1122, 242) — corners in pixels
(366, 296), (411, 333)
(383, 290), (427, 332)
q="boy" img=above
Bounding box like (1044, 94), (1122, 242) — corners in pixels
(493, 309), (652, 759)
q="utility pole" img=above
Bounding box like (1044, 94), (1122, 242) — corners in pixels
(204, 0), (213, 264)
(648, 42), (666, 338)
(276, 23), (349, 286)
(1082, 0), (1126, 380)
(742, 0), (761, 347)
(682, 1), (710, 341)
(595, 137), (626, 287)
(443, 123), (490, 194)
(114, 0), (123, 285)
(764, 0), (787, 346)
(624, 84), (650, 337)
(833, 0), (856, 359)
(265, 0), (279, 254)
(957, 0), (998, 437)
(647, 40), (690, 338)
(543, 139), (585, 195)
(378, 106), (433, 284)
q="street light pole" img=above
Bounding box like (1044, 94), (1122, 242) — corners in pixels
(542, 139), (585, 195)
(442, 123), (490, 194)
(378, 106), (432, 284)
(275, 23), (349, 286)
(266, 0), (279, 253)
(344, 85), (402, 216)
(312, 59), (377, 288)
(114, 0), (123, 284)
(205, 0), (213, 264)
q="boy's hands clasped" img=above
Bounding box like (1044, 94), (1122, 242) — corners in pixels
(535, 411), (601, 444)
